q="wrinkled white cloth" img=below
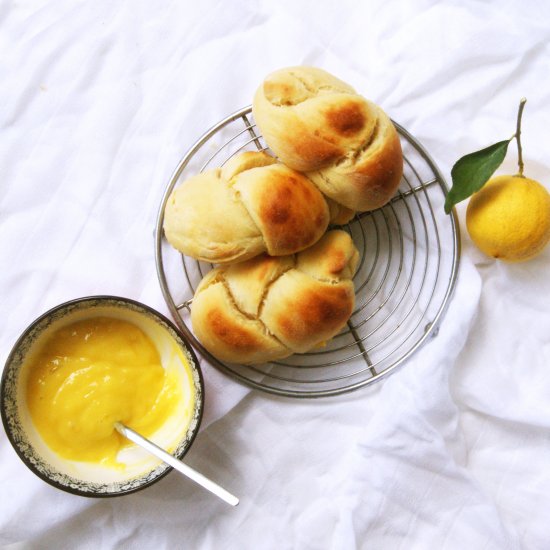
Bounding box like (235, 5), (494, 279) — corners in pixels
(2, 1), (550, 548)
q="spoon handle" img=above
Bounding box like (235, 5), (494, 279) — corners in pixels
(115, 423), (239, 507)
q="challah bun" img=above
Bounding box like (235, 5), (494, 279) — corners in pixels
(163, 151), (332, 264)
(253, 66), (403, 212)
(191, 230), (359, 364)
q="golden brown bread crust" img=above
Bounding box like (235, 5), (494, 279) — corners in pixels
(325, 198), (355, 225)
(163, 168), (264, 264)
(254, 89), (376, 172)
(308, 108), (403, 211)
(221, 150), (277, 179)
(261, 66), (355, 105)
(224, 254), (294, 317)
(190, 230), (358, 364)
(296, 229), (359, 281)
(234, 164), (329, 256)
(252, 66), (403, 212)
(191, 277), (290, 364)
(260, 271), (355, 353)
(163, 151), (330, 263)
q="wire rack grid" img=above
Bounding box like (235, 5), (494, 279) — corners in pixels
(155, 106), (460, 398)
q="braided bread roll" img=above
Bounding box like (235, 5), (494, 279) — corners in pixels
(163, 151), (336, 264)
(191, 230), (359, 364)
(253, 66), (403, 212)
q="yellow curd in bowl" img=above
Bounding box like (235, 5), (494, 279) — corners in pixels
(26, 316), (185, 467)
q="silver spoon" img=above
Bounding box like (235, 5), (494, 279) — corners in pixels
(114, 422), (239, 506)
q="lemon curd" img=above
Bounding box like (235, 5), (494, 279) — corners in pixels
(26, 316), (190, 467)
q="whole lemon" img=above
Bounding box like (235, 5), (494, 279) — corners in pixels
(466, 175), (550, 262)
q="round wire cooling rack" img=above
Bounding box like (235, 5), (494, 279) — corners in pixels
(155, 106), (460, 398)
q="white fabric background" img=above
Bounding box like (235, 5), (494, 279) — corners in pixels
(1, 1), (550, 548)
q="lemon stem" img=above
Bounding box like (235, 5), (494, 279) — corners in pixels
(515, 97), (527, 177)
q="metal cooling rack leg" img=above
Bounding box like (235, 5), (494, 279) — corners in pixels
(347, 321), (377, 376)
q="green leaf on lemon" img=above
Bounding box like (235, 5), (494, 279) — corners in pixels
(444, 139), (512, 214)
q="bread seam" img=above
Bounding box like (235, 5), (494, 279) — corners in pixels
(223, 171), (264, 241)
(218, 276), (256, 321)
(218, 272), (293, 352)
(309, 170), (345, 208)
(257, 263), (296, 318)
(193, 237), (266, 263)
(307, 276), (342, 286)
(297, 263), (354, 286)
(287, 71), (355, 103)
(350, 116), (380, 162)
(195, 271), (224, 293)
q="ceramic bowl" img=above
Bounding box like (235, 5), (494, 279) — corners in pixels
(1, 296), (204, 497)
